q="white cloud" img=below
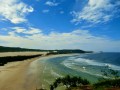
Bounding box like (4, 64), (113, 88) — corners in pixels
(8, 31), (16, 36)
(10, 27), (42, 34)
(60, 11), (64, 14)
(0, 0), (34, 24)
(23, 28), (42, 34)
(0, 27), (120, 52)
(45, 1), (59, 6)
(12, 27), (26, 33)
(71, 0), (120, 24)
(42, 9), (50, 13)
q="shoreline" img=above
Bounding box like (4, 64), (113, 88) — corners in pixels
(0, 53), (76, 90)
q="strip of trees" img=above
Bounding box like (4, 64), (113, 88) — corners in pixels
(0, 54), (42, 66)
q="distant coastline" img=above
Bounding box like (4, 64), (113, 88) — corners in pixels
(0, 45), (93, 53)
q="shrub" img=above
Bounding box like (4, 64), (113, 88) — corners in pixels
(49, 75), (90, 90)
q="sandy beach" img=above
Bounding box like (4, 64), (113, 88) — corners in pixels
(0, 52), (47, 57)
(0, 57), (40, 90)
(0, 52), (48, 90)
(0, 52), (73, 90)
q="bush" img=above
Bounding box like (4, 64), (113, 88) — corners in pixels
(94, 79), (120, 88)
(49, 75), (90, 90)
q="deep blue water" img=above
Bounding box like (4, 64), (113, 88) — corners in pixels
(81, 52), (120, 66)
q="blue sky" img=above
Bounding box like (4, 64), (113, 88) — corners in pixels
(0, 0), (120, 52)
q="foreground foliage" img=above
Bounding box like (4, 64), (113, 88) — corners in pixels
(94, 78), (120, 89)
(49, 75), (90, 90)
(49, 74), (120, 90)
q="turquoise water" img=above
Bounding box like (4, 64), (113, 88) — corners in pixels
(36, 53), (120, 89)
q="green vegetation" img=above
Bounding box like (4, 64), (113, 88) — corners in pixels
(94, 79), (120, 89)
(46, 49), (92, 55)
(39, 69), (120, 90)
(0, 54), (42, 66)
(49, 75), (120, 90)
(0, 46), (43, 52)
(0, 46), (92, 54)
(49, 75), (90, 90)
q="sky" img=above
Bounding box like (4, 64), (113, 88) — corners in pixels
(0, 0), (120, 52)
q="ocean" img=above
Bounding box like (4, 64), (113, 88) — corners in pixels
(35, 52), (120, 89)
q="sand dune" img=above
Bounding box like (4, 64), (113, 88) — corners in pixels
(0, 51), (47, 57)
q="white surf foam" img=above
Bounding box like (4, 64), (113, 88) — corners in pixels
(62, 57), (120, 71)
(50, 68), (63, 77)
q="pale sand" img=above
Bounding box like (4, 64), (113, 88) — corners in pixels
(0, 53), (74, 90)
(0, 52), (47, 90)
(0, 51), (48, 57)
(0, 57), (41, 90)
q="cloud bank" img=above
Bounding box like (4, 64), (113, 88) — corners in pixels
(0, 27), (120, 52)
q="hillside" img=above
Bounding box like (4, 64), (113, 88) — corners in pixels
(0, 46), (92, 53)
(0, 46), (43, 52)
